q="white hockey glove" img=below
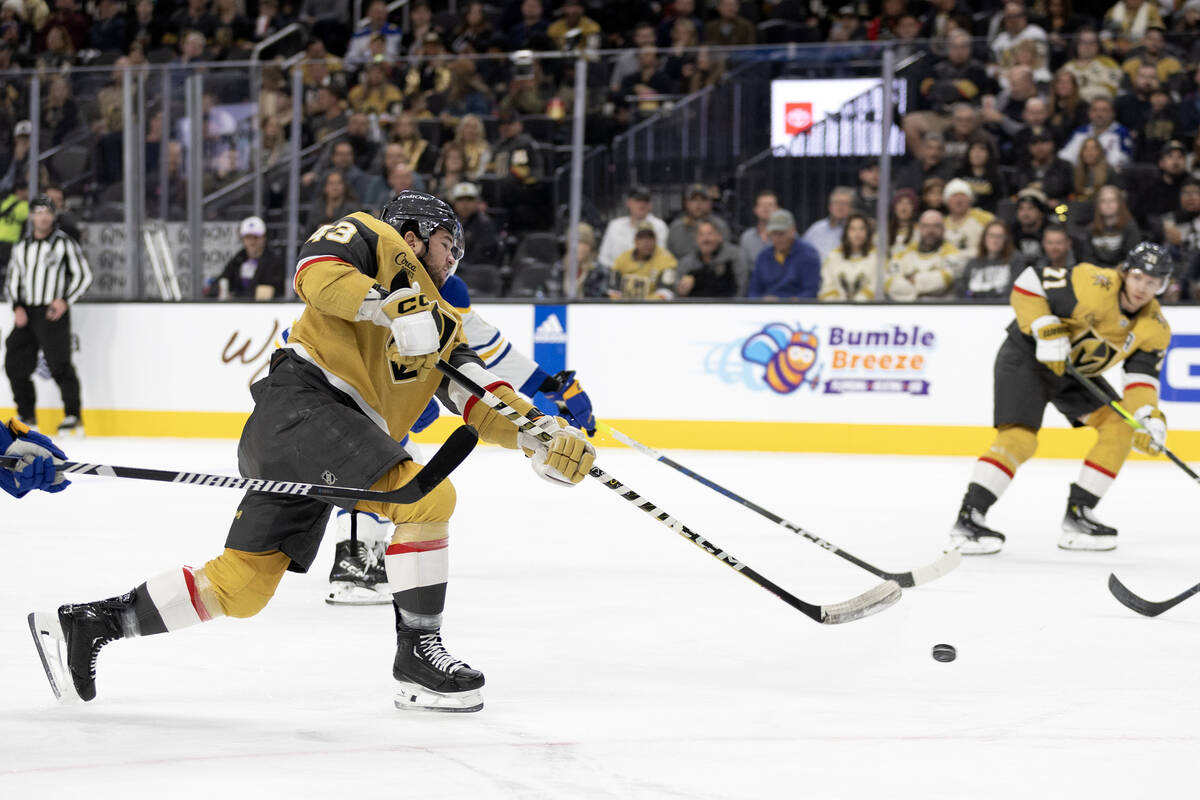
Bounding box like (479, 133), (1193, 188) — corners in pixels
(1132, 405), (1167, 456)
(1030, 314), (1070, 376)
(518, 414), (596, 486)
(360, 284), (441, 382)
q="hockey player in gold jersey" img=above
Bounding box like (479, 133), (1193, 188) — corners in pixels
(28, 191), (596, 712)
(948, 241), (1173, 555)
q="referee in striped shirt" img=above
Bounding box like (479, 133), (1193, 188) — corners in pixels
(5, 195), (92, 435)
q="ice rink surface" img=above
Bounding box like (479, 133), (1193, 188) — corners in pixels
(2, 436), (1199, 799)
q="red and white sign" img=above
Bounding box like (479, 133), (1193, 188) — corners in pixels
(784, 102), (813, 135)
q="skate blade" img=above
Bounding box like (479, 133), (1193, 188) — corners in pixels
(325, 583), (393, 606)
(27, 612), (81, 704)
(1057, 532), (1117, 552)
(947, 535), (1003, 556)
(393, 681), (483, 713)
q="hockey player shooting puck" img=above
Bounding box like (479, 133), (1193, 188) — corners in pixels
(931, 643), (957, 662)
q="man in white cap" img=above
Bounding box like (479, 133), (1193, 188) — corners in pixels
(942, 178), (994, 256)
(449, 182), (500, 266)
(209, 216), (286, 300)
(0, 120), (32, 196)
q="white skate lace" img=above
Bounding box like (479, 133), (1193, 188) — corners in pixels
(418, 632), (467, 673)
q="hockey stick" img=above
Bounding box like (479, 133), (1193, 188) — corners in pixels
(1065, 362), (1200, 483)
(0, 425), (479, 505)
(1108, 573), (1200, 617)
(437, 360), (901, 624)
(595, 422), (961, 588)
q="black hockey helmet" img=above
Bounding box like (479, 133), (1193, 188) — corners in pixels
(1120, 242), (1174, 294)
(380, 190), (465, 273)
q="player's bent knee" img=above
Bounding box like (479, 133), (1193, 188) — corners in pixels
(995, 425), (1038, 465)
(356, 459), (456, 525)
(201, 548), (291, 619)
(1088, 406), (1134, 450)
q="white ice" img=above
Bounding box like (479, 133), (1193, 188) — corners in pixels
(1, 437), (1199, 798)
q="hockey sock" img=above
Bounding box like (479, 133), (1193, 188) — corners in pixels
(386, 522), (449, 623)
(122, 566), (226, 637)
(967, 426), (1038, 510)
(1079, 406), (1133, 498)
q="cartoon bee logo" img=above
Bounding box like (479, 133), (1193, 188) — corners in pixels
(741, 323), (821, 394)
(1092, 273), (1112, 290)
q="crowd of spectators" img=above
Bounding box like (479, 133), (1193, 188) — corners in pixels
(6, 1), (1200, 301)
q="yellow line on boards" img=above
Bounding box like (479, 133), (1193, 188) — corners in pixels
(6, 407), (1196, 461)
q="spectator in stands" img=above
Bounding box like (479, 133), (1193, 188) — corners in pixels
(921, 175), (948, 214)
(0, 118), (29, 195)
(1072, 135), (1112, 203)
(496, 54), (551, 117)
(896, 132), (955, 191)
(1134, 84), (1181, 164)
(209, 216), (285, 300)
(403, 32), (452, 105)
(958, 219), (1017, 299)
(550, 222), (608, 298)
(431, 58), (494, 123)
(1016, 129), (1073, 203)
(954, 140), (1006, 213)
(376, 161), (418, 206)
(598, 185), (669, 269)
(676, 219), (745, 299)
(452, 113), (492, 179)
(451, 1), (494, 54)
(1047, 68), (1089, 147)
(308, 84), (348, 146)
(306, 170), (359, 232)
(1008, 97), (1050, 164)
(1137, 139), (1188, 226)
(300, 0), (351, 58)
(991, 2), (1048, 72)
(747, 209), (820, 300)
(1038, 223), (1076, 272)
(211, 0), (252, 59)
(739, 189), (777, 268)
(40, 75), (76, 147)
(301, 39), (348, 108)
(619, 45), (678, 114)
(1162, 176), (1200, 269)
(609, 222), (678, 300)
(889, 187), (920, 257)
(940, 105), (994, 165)
(663, 16), (700, 89)
(1104, 0), (1164, 42)
(129, 0), (168, 53)
(912, 30), (997, 144)
(37, 24), (74, 72)
(853, 161), (881, 219)
(610, 22), (655, 93)
(1079, 184), (1141, 267)
(39, 0), (87, 52)
(1043, 0), (1089, 68)
(488, 110), (543, 224)
(1063, 27), (1121, 102)
(401, 0), (438, 54)
(0, 177), (26, 283)
(252, 0), (289, 44)
(980, 66), (1040, 153)
(818, 212), (876, 302)
(1011, 188), (1049, 266)
(547, 0), (600, 49)
(446, 182), (500, 266)
(942, 178), (994, 255)
(346, 0), (401, 68)
(1116, 63), (1160, 134)
(507, 0), (548, 49)
(87, 0), (124, 53)
(800, 187), (854, 262)
(258, 66), (292, 133)
(389, 112), (439, 175)
(430, 141), (468, 197)
(656, 0), (700, 47)
(1122, 25), (1182, 85)
(667, 182), (733, 260)
(168, 0), (215, 46)
(42, 186), (78, 242)
(1059, 95), (1132, 170)
(704, 0), (754, 46)
(349, 60), (404, 116)
(885, 209), (961, 301)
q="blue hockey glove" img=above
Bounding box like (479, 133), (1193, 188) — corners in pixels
(0, 419), (70, 498)
(410, 398), (442, 434)
(542, 370), (596, 436)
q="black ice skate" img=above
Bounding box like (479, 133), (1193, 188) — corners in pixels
(28, 594), (129, 702)
(393, 625), (485, 713)
(326, 538), (390, 606)
(1059, 502), (1118, 551)
(947, 505), (1006, 555)
(56, 415), (84, 437)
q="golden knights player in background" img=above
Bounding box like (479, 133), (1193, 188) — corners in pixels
(949, 240), (1173, 555)
(28, 191), (596, 713)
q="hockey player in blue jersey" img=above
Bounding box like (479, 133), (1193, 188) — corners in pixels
(325, 269), (598, 604)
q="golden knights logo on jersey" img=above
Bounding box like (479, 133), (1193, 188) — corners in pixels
(385, 292), (461, 384)
(1069, 330), (1121, 376)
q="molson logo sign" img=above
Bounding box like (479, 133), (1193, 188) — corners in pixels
(734, 322), (935, 396)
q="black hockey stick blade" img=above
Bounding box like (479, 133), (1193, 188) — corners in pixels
(1108, 572), (1200, 618)
(0, 424), (479, 505)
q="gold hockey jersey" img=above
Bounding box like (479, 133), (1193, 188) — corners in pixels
(1010, 262), (1171, 406)
(285, 212), (468, 438)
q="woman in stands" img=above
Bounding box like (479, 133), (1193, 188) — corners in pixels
(889, 187), (919, 257)
(959, 220), (1018, 299)
(1080, 184), (1142, 268)
(1071, 136), (1110, 203)
(306, 171), (360, 231)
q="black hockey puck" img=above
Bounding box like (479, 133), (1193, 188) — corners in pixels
(931, 643), (957, 663)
